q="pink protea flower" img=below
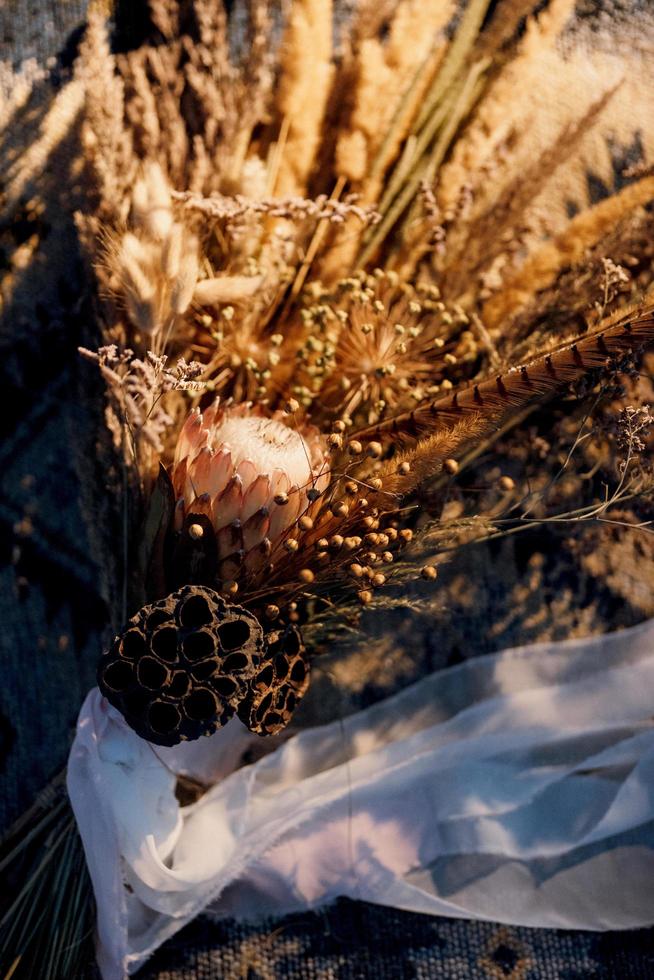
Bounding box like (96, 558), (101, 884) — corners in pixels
(170, 402), (330, 586)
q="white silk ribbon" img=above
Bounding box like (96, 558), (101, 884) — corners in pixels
(68, 619), (654, 979)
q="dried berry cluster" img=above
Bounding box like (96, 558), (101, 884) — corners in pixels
(97, 585), (309, 745)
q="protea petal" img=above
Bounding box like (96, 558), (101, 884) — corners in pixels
(216, 521), (242, 559)
(242, 507), (270, 551)
(236, 458), (258, 491)
(269, 486), (301, 540)
(242, 474), (271, 523)
(213, 475), (243, 530)
(174, 408), (202, 466)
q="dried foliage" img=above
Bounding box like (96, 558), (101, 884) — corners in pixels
(71, 0), (654, 636)
(4, 0), (654, 974)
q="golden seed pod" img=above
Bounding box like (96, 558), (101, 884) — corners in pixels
(344, 481), (358, 495)
(372, 573), (386, 586)
(349, 563), (364, 578)
(382, 551), (393, 563)
(331, 501), (349, 517)
(274, 492), (289, 506)
(299, 515), (314, 531)
(358, 590), (373, 605)
(332, 420), (346, 433)
(421, 565), (438, 581)
(386, 527), (398, 541)
(299, 568), (315, 584)
(285, 398), (300, 414)
(265, 604), (280, 620)
(329, 534), (344, 550)
(366, 441), (383, 459)
(369, 477), (383, 491)
(222, 579), (239, 595)
(188, 523), (204, 540)
(397, 461), (411, 475)
(348, 440), (363, 455)
(307, 488), (321, 502)
(284, 539), (299, 553)
(443, 458), (459, 474)
(499, 475), (516, 491)
(327, 433), (343, 450)
(317, 537), (329, 549)
(399, 529), (413, 542)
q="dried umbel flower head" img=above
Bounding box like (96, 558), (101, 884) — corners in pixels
(170, 401), (330, 590)
(296, 270), (474, 425)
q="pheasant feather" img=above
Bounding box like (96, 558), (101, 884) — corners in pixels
(353, 303), (654, 452)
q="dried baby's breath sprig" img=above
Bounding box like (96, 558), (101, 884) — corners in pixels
(79, 345), (204, 460)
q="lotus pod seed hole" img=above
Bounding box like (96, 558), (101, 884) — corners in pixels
(180, 594), (213, 628)
(190, 658), (218, 682)
(213, 676), (238, 698)
(121, 630), (147, 659)
(151, 627), (179, 662)
(274, 654), (289, 679)
(102, 660), (134, 692)
(222, 651), (249, 673)
(218, 619), (251, 651)
(257, 664), (274, 688)
(284, 630), (301, 657)
(290, 659), (306, 683)
(183, 630), (216, 662)
(184, 688), (219, 721)
(257, 693), (273, 716)
(149, 701), (181, 735)
(146, 610), (169, 630)
(137, 656), (170, 690)
(166, 672), (190, 699)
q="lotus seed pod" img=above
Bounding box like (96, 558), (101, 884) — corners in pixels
(237, 625), (310, 736)
(97, 585), (264, 746)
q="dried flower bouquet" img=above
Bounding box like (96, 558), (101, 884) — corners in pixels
(2, 0), (654, 974)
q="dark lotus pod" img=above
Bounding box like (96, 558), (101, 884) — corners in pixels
(97, 585), (263, 746)
(238, 625), (310, 736)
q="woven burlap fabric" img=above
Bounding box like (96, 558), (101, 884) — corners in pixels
(2, 2), (654, 977)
